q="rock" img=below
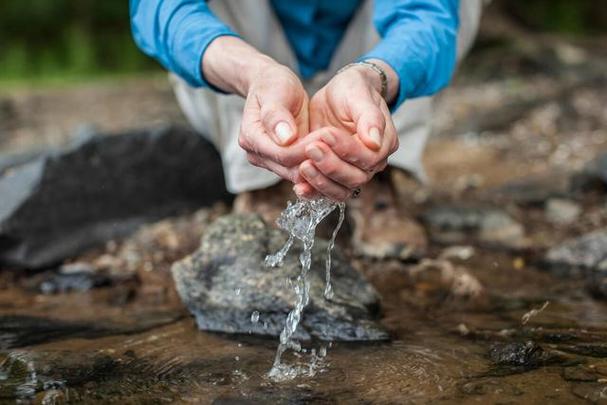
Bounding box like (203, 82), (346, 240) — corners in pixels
(0, 126), (230, 269)
(545, 198), (581, 225)
(421, 205), (525, 249)
(171, 214), (389, 342)
(570, 152), (607, 194)
(544, 229), (607, 277)
(23, 262), (137, 295)
(488, 341), (544, 368)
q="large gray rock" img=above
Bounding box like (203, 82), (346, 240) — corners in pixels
(0, 126), (230, 269)
(421, 205), (525, 249)
(171, 214), (389, 342)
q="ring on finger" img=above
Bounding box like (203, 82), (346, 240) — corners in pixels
(352, 187), (362, 199)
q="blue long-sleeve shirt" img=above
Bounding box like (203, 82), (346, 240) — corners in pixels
(130, 0), (459, 110)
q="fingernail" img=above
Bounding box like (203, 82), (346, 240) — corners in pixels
(369, 127), (381, 147)
(307, 145), (324, 162)
(302, 164), (318, 178)
(322, 133), (336, 146)
(275, 122), (293, 144)
(293, 184), (305, 196)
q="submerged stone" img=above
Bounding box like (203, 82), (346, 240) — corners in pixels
(24, 262), (137, 295)
(488, 341), (544, 368)
(421, 205), (525, 249)
(171, 214), (389, 342)
(0, 126), (229, 269)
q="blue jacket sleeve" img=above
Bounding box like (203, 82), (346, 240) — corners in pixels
(361, 0), (459, 110)
(129, 0), (239, 88)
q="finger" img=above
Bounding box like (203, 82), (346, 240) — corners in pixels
(246, 153), (302, 183)
(241, 127), (327, 168)
(299, 160), (351, 202)
(260, 103), (298, 146)
(293, 182), (319, 200)
(351, 101), (386, 151)
(317, 127), (386, 172)
(305, 142), (371, 189)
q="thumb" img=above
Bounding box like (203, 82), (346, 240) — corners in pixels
(261, 102), (298, 146)
(352, 102), (386, 151)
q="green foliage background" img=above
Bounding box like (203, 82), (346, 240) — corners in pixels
(0, 0), (605, 83)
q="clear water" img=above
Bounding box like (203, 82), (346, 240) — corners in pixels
(264, 198), (346, 382)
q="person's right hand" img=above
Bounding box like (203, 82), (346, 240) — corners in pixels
(239, 62), (311, 183)
(203, 36), (315, 183)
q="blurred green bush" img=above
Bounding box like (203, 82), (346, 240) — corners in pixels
(0, 0), (158, 82)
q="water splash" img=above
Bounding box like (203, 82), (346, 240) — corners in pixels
(264, 198), (345, 382)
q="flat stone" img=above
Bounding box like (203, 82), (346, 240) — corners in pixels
(171, 214), (389, 342)
(544, 229), (607, 277)
(0, 126), (230, 269)
(421, 205), (525, 249)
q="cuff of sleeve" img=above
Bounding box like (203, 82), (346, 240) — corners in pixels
(172, 16), (239, 88)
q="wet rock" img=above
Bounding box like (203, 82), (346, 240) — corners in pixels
(24, 262), (137, 295)
(421, 205), (525, 249)
(544, 229), (607, 278)
(407, 258), (485, 306)
(545, 198), (581, 225)
(0, 126), (230, 269)
(489, 341), (544, 368)
(171, 214), (389, 342)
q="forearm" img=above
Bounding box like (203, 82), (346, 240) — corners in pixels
(201, 36), (279, 97)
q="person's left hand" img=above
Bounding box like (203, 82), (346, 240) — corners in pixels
(294, 62), (400, 201)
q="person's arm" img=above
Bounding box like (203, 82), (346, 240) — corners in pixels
(361, 0), (459, 110)
(129, 0), (238, 88)
(130, 0), (324, 186)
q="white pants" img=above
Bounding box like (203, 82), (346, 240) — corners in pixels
(171, 0), (482, 193)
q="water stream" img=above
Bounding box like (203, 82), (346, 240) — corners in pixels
(264, 198), (346, 381)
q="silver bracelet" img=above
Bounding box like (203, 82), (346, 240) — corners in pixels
(336, 61), (388, 100)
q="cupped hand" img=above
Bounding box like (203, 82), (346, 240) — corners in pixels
(295, 63), (400, 201)
(238, 63), (312, 183)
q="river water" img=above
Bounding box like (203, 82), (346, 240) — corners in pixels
(1, 235), (607, 404)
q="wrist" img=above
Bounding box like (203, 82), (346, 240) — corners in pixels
(349, 64), (384, 97)
(202, 36), (280, 97)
